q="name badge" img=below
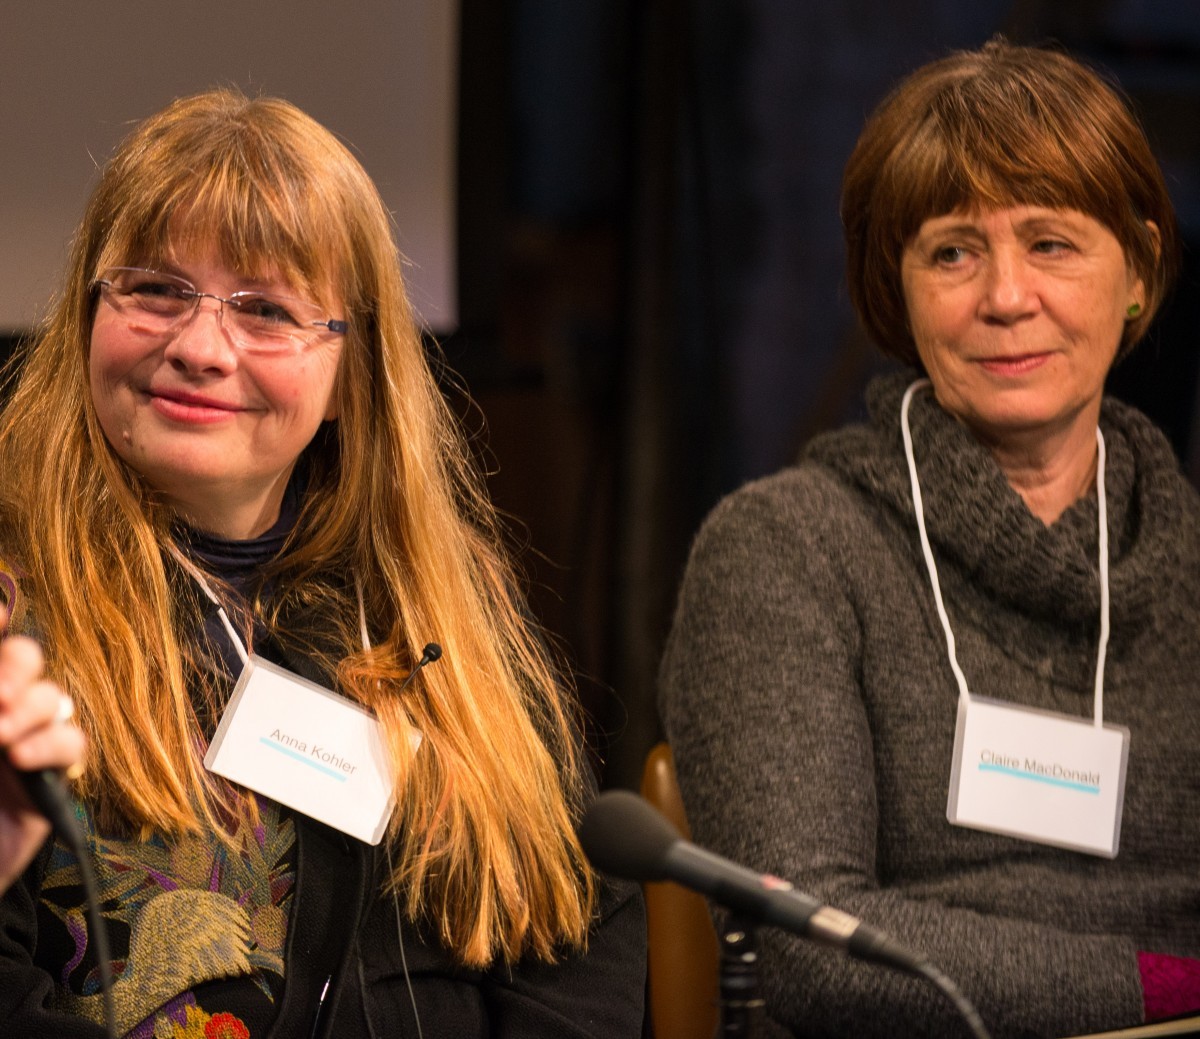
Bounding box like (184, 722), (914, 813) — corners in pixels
(947, 695), (1129, 858)
(204, 656), (396, 845)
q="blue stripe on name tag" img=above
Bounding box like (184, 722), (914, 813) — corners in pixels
(978, 762), (1099, 794)
(259, 737), (349, 781)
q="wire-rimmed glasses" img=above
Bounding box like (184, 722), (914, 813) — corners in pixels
(92, 266), (348, 355)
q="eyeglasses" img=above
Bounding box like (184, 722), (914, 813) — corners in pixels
(92, 266), (348, 355)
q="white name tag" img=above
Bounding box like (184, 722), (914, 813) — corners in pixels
(204, 656), (396, 845)
(947, 695), (1129, 858)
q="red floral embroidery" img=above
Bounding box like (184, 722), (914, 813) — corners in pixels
(204, 1012), (251, 1039)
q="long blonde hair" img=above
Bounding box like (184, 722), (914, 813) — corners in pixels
(0, 89), (594, 966)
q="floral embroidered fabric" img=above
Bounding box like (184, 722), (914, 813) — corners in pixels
(35, 796), (296, 1038)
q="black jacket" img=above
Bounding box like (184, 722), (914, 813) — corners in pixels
(0, 811), (645, 1038)
(0, 583), (646, 1037)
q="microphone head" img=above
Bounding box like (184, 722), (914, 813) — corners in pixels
(578, 789), (682, 882)
(421, 642), (443, 663)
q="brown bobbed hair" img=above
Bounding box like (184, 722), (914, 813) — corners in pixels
(841, 39), (1180, 366)
(0, 90), (594, 966)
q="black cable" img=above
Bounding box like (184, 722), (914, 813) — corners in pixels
(912, 957), (992, 1039)
(25, 774), (117, 1039)
(385, 841), (424, 1039)
(581, 790), (993, 1039)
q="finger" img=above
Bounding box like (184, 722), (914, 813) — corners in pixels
(0, 637), (46, 704)
(0, 680), (67, 747)
(5, 720), (87, 775)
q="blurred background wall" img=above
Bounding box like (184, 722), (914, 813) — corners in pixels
(0, 2), (459, 332)
(4, 0), (1199, 789)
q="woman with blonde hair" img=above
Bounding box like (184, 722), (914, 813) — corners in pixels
(0, 89), (645, 1038)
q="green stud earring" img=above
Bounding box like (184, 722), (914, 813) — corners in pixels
(1127, 302), (1142, 319)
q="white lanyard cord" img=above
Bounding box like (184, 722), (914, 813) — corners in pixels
(356, 576), (372, 652)
(900, 380), (971, 704)
(899, 380), (1110, 726)
(169, 545), (250, 667)
(169, 545), (373, 663)
(1093, 429), (1110, 728)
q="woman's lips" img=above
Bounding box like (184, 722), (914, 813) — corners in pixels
(148, 389), (243, 424)
(976, 352), (1053, 376)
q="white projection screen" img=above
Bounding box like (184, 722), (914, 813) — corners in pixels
(0, 1), (458, 334)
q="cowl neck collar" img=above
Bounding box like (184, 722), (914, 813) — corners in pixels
(806, 372), (1187, 633)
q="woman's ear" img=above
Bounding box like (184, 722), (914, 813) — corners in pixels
(1144, 219), (1162, 261)
(1128, 220), (1161, 307)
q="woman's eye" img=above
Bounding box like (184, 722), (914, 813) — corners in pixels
(237, 296), (299, 326)
(934, 245), (968, 265)
(1032, 238), (1070, 255)
(131, 278), (188, 299)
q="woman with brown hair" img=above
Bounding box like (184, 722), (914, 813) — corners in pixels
(660, 40), (1200, 1038)
(0, 89), (644, 1037)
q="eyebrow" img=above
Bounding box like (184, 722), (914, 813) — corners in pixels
(917, 222), (980, 237)
(909, 222), (985, 246)
(153, 259), (291, 294)
(1013, 216), (1083, 236)
(915, 212), (1087, 241)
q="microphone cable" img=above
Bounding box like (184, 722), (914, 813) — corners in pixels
(21, 771), (117, 1039)
(580, 789), (992, 1039)
(910, 957), (990, 1039)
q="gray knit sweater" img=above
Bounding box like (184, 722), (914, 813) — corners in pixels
(659, 374), (1200, 1039)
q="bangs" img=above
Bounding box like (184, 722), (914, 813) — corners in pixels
(884, 67), (1135, 251)
(843, 40), (1178, 363)
(92, 99), (348, 303)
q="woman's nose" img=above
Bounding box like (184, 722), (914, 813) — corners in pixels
(162, 297), (240, 372)
(980, 251), (1039, 323)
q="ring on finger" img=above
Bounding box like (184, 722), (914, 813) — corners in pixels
(54, 694), (75, 725)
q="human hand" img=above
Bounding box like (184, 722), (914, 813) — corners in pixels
(0, 635), (86, 894)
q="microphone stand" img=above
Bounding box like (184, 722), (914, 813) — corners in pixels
(716, 914), (765, 1038)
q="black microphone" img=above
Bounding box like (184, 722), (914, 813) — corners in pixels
(15, 765), (72, 824)
(578, 789), (923, 972)
(396, 643), (442, 694)
(5, 758), (119, 1038)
